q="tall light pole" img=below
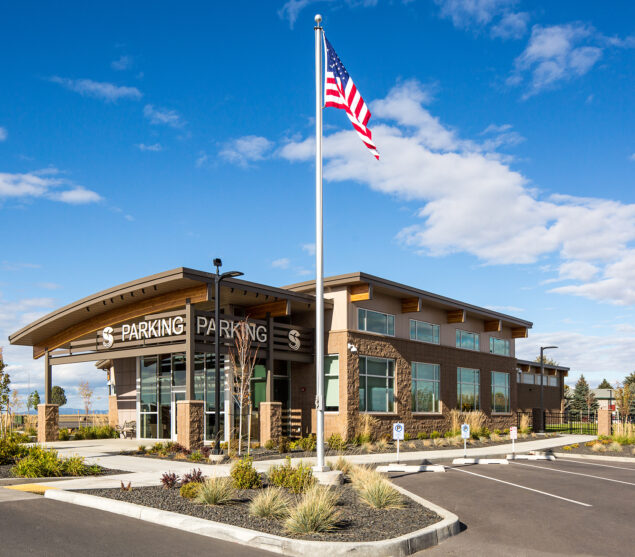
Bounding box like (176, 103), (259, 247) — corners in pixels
(211, 258), (243, 455)
(539, 345), (558, 433)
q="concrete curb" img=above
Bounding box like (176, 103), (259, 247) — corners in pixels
(452, 458), (508, 465)
(377, 464), (445, 473)
(45, 484), (460, 556)
(553, 452), (635, 463)
(506, 454), (555, 461)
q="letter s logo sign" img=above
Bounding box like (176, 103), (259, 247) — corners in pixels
(102, 326), (114, 349)
(288, 329), (301, 351)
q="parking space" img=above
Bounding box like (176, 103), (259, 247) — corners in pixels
(393, 457), (635, 556)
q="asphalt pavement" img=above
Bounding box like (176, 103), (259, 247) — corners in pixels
(393, 457), (635, 556)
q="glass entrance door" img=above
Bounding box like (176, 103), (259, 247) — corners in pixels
(171, 390), (186, 441)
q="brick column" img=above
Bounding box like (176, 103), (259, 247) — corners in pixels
(108, 395), (119, 428)
(37, 404), (59, 443)
(259, 401), (282, 445)
(598, 409), (612, 437)
(176, 400), (205, 450)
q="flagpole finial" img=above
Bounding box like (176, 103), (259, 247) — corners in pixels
(314, 14), (322, 26)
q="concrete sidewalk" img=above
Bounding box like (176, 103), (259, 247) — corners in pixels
(33, 434), (596, 491)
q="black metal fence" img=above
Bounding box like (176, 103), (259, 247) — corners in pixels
(517, 411), (598, 434)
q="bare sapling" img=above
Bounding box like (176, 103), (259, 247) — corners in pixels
(228, 319), (260, 456)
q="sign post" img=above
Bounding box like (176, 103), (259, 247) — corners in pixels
(510, 426), (518, 458)
(461, 424), (470, 459)
(393, 423), (404, 464)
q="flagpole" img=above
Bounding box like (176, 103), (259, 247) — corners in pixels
(313, 13), (327, 472)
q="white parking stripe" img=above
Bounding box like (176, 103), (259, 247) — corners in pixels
(555, 459), (635, 471)
(449, 467), (592, 507)
(510, 461), (635, 486)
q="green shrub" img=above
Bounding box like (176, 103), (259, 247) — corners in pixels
(493, 429), (502, 435)
(179, 482), (202, 499)
(355, 477), (404, 509)
(231, 457), (262, 489)
(278, 437), (290, 454)
(327, 433), (347, 451)
(430, 431), (441, 439)
(62, 455), (92, 476)
(416, 432), (429, 440)
(147, 442), (165, 455)
(268, 457), (316, 494)
(196, 477), (235, 505)
(73, 429), (85, 440)
(403, 433), (411, 441)
(11, 447), (64, 478)
(351, 433), (371, 445)
(249, 487), (290, 519)
(188, 450), (205, 462)
(503, 428), (510, 435)
(284, 486), (340, 535)
(443, 431), (454, 438)
(264, 440), (276, 451)
(137, 445), (147, 453)
(296, 434), (317, 452)
(58, 428), (71, 441)
(0, 435), (29, 465)
(563, 445), (572, 451)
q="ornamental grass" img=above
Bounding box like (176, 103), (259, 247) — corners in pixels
(355, 477), (404, 509)
(284, 485), (341, 535)
(249, 487), (290, 520)
(196, 477), (235, 506)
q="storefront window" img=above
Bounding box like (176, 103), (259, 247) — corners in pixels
(491, 371), (510, 413)
(359, 356), (394, 412)
(412, 362), (440, 412)
(457, 367), (480, 411)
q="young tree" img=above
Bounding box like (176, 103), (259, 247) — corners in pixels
(614, 382), (633, 423)
(534, 355), (559, 366)
(27, 390), (40, 414)
(51, 385), (67, 407)
(228, 319), (260, 456)
(563, 384), (572, 412)
(597, 378), (612, 389)
(570, 375), (598, 415)
(78, 381), (93, 414)
(0, 353), (11, 437)
(624, 373), (635, 414)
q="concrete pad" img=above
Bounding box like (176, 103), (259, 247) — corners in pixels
(0, 487), (43, 502)
(377, 464), (445, 473)
(507, 454), (556, 461)
(452, 458), (509, 465)
(313, 470), (343, 485)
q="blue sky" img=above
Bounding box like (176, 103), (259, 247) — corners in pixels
(1, 0), (633, 409)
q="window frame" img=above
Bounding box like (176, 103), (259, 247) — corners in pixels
(359, 355), (395, 413)
(456, 329), (480, 351)
(409, 319), (440, 345)
(489, 337), (511, 356)
(358, 308), (395, 337)
(491, 371), (510, 413)
(457, 367), (480, 411)
(411, 362), (441, 413)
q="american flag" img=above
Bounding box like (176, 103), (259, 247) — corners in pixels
(323, 36), (379, 160)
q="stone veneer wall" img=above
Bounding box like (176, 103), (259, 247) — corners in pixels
(37, 404), (59, 443)
(259, 402), (282, 444)
(108, 395), (118, 428)
(335, 331), (519, 439)
(176, 400), (204, 450)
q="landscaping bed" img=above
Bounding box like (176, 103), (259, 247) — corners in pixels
(0, 463), (128, 479)
(76, 483), (439, 541)
(559, 439), (635, 458)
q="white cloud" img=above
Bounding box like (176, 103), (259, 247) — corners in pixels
(279, 80), (635, 306)
(143, 104), (185, 128)
(220, 135), (273, 167)
(271, 258), (291, 269)
(629, 153), (635, 161)
(484, 305), (524, 313)
(50, 77), (142, 102)
(516, 329), (635, 385)
(0, 127), (7, 141)
(111, 55), (132, 71)
(0, 171), (102, 205)
(2, 261), (41, 271)
(37, 282), (61, 290)
(195, 152), (209, 168)
(136, 143), (163, 152)
(302, 243), (316, 256)
(278, 0), (379, 29)
(434, 0), (527, 39)
(509, 23), (603, 98)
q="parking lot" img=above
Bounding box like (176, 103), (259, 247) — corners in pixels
(393, 457), (635, 556)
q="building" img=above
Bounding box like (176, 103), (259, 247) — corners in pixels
(591, 388), (615, 412)
(8, 267), (565, 448)
(516, 359), (569, 413)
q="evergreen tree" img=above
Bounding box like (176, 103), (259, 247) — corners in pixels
(51, 386), (67, 407)
(623, 372), (635, 413)
(570, 375), (598, 415)
(597, 378), (612, 389)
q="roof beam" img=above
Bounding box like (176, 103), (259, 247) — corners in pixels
(246, 300), (290, 320)
(401, 297), (422, 313)
(511, 327), (528, 339)
(447, 309), (466, 324)
(484, 319), (502, 333)
(349, 283), (372, 302)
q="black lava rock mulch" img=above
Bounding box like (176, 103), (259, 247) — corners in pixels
(76, 484), (441, 542)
